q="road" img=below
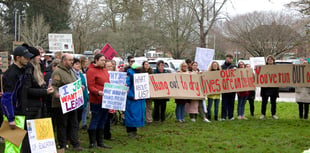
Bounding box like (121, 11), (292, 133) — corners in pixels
(254, 88), (295, 102)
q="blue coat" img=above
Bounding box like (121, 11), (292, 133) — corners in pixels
(125, 68), (146, 127)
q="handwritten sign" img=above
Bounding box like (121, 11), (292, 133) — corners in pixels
(48, 33), (74, 52)
(59, 79), (84, 114)
(194, 47), (215, 71)
(100, 43), (117, 60)
(108, 71), (127, 85)
(102, 83), (128, 111)
(27, 118), (57, 153)
(0, 52), (9, 72)
(134, 73), (150, 99)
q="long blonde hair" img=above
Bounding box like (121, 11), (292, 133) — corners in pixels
(30, 58), (45, 86)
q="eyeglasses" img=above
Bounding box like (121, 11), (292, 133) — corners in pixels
(130, 60), (135, 63)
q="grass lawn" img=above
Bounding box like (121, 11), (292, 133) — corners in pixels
(1, 100), (310, 153)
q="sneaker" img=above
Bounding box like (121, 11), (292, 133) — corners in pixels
(203, 118), (211, 123)
(272, 115), (279, 119)
(230, 117), (235, 121)
(219, 118), (226, 121)
(178, 119), (183, 123)
(260, 115), (265, 120)
(238, 116), (242, 120)
(190, 118), (196, 122)
(242, 116), (248, 120)
(181, 119), (185, 122)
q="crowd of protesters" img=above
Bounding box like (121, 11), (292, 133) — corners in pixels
(0, 44), (308, 152)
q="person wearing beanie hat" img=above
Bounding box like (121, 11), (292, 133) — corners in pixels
(260, 55), (279, 120)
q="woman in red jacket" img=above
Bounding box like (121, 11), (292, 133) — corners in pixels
(86, 53), (112, 149)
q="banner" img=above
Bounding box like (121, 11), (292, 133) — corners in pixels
(59, 79), (84, 114)
(48, 33), (74, 52)
(134, 73), (150, 99)
(149, 73), (205, 99)
(255, 64), (310, 87)
(100, 43), (117, 60)
(0, 52), (9, 72)
(102, 83), (129, 111)
(108, 71), (127, 85)
(27, 118), (57, 153)
(200, 68), (256, 95)
(194, 48), (215, 71)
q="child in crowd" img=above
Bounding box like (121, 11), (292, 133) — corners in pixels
(175, 62), (189, 122)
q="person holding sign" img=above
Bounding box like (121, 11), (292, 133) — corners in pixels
(245, 64), (256, 117)
(260, 55), (279, 120)
(51, 53), (83, 151)
(295, 60), (310, 119)
(207, 61), (221, 121)
(237, 61), (249, 120)
(125, 63), (146, 138)
(141, 61), (153, 124)
(86, 53), (112, 149)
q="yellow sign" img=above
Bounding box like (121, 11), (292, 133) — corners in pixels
(34, 118), (54, 140)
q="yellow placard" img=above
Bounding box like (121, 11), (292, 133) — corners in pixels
(34, 118), (54, 140)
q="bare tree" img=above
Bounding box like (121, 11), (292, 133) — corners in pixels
(21, 15), (50, 47)
(224, 11), (305, 57)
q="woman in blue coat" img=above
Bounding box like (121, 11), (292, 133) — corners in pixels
(125, 63), (146, 138)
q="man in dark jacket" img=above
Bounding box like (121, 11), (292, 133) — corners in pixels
(221, 54), (237, 121)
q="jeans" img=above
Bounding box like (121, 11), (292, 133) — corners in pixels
(89, 103), (109, 130)
(222, 93), (236, 119)
(153, 99), (167, 121)
(261, 96), (277, 116)
(175, 103), (185, 120)
(207, 98), (219, 117)
(81, 106), (88, 126)
(238, 96), (247, 116)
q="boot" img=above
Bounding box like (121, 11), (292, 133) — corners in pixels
(96, 129), (112, 149)
(88, 130), (97, 148)
(207, 115), (211, 120)
(214, 116), (218, 121)
(128, 131), (138, 139)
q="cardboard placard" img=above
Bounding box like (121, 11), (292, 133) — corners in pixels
(134, 73), (150, 100)
(59, 79), (84, 114)
(0, 52), (9, 72)
(0, 121), (27, 147)
(27, 118), (57, 153)
(100, 43), (117, 60)
(102, 83), (128, 111)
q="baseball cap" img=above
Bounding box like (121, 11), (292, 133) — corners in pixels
(13, 46), (34, 58)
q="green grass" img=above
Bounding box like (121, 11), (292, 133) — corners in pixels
(1, 100), (310, 153)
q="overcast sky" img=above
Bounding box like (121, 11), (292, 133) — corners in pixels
(224, 0), (294, 16)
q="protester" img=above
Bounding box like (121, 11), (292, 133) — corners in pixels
(245, 64), (256, 117)
(35, 46), (45, 73)
(103, 60), (115, 140)
(111, 60), (117, 71)
(2, 45), (33, 152)
(153, 60), (169, 122)
(42, 51), (53, 72)
(79, 56), (88, 73)
(125, 63), (146, 138)
(51, 53), (83, 150)
(175, 62), (189, 122)
(207, 61), (221, 121)
(86, 53), (112, 149)
(237, 61), (249, 120)
(141, 61), (153, 124)
(221, 54), (237, 121)
(295, 60), (309, 119)
(72, 58), (89, 130)
(185, 58), (193, 71)
(260, 55), (279, 120)
(54, 51), (62, 60)
(125, 56), (135, 72)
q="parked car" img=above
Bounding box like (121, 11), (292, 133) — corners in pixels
(148, 60), (176, 73)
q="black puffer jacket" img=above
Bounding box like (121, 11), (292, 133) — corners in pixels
(221, 62), (237, 70)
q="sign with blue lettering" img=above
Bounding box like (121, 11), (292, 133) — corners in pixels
(102, 83), (129, 111)
(59, 79), (84, 114)
(134, 73), (150, 99)
(108, 71), (127, 85)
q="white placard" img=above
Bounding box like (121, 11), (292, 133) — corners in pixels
(108, 71), (127, 85)
(27, 118), (57, 153)
(102, 83), (129, 111)
(250, 57), (266, 70)
(134, 73), (150, 100)
(194, 47), (215, 71)
(48, 33), (74, 52)
(59, 79), (84, 114)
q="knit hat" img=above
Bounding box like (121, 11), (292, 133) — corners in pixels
(21, 43), (40, 59)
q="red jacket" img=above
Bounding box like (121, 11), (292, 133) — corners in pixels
(86, 63), (110, 104)
(237, 91), (249, 97)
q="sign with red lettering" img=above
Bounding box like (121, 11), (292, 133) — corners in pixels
(255, 64), (310, 87)
(59, 79), (84, 114)
(100, 43), (117, 60)
(201, 68), (256, 95)
(149, 73), (204, 99)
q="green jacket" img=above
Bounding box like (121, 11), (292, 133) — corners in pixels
(51, 63), (76, 108)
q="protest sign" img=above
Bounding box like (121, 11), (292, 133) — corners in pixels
(12, 41), (24, 51)
(0, 120), (26, 147)
(250, 57), (265, 70)
(194, 47), (215, 71)
(149, 73), (205, 99)
(108, 71), (127, 85)
(255, 64), (310, 87)
(102, 83), (129, 111)
(200, 68), (256, 95)
(0, 52), (9, 72)
(48, 33), (74, 52)
(134, 73), (150, 99)
(27, 118), (57, 153)
(59, 79), (84, 114)
(100, 43), (117, 60)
